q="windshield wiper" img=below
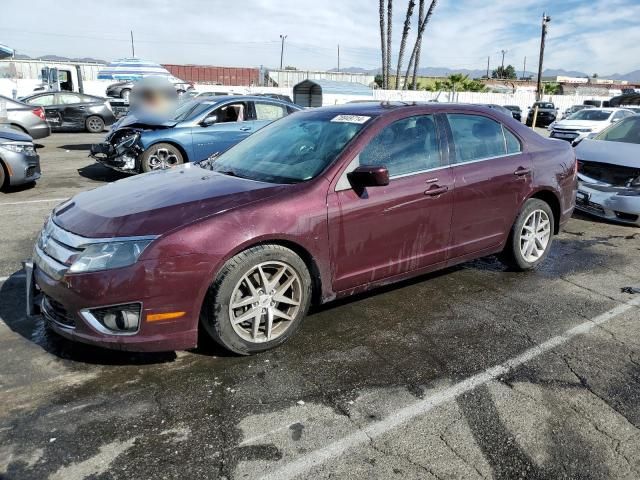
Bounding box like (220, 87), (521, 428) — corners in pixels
(216, 169), (239, 177)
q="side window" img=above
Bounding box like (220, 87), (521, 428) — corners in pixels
(447, 114), (507, 164)
(503, 127), (522, 155)
(213, 102), (247, 123)
(57, 93), (83, 105)
(27, 95), (55, 106)
(255, 102), (286, 121)
(358, 115), (441, 178)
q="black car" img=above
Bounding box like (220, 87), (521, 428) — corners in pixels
(106, 80), (193, 102)
(21, 92), (117, 133)
(503, 105), (522, 122)
(526, 101), (557, 127)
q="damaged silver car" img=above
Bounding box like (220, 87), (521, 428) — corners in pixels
(575, 115), (640, 225)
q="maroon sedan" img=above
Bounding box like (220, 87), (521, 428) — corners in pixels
(27, 103), (576, 354)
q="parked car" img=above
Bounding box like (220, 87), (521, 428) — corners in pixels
(560, 104), (593, 120)
(20, 92), (117, 133)
(503, 105), (522, 122)
(0, 128), (41, 189)
(90, 96), (301, 173)
(182, 91), (234, 99)
(106, 80), (194, 102)
(0, 95), (51, 139)
(549, 108), (635, 143)
(483, 104), (514, 117)
(28, 103), (576, 354)
(574, 115), (640, 225)
(254, 93), (294, 103)
(621, 106), (640, 114)
(526, 102), (557, 127)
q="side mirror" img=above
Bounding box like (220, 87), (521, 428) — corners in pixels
(347, 165), (389, 189)
(201, 115), (217, 126)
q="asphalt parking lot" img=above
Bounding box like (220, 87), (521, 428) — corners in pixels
(1, 131), (640, 480)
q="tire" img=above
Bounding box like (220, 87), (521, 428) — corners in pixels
(85, 116), (105, 133)
(201, 245), (313, 355)
(121, 89), (131, 102)
(500, 198), (554, 271)
(0, 161), (6, 190)
(140, 143), (184, 173)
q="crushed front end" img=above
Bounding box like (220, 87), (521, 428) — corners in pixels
(576, 160), (640, 226)
(90, 128), (143, 173)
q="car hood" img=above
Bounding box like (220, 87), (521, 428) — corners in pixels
(555, 119), (607, 129)
(0, 127), (32, 142)
(53, 164), (289, 237)
(108, 81), (133, 89)
(114, 112), (178, 130)
(575, 139), (640, 168)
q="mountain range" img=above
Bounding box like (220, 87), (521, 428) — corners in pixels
(331, 66), (640, 83)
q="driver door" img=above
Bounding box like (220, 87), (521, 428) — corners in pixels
(191, 101), (254, 160)
(327, 114), (454, 292)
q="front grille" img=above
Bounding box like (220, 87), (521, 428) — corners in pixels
(42, 295), (75, 328)
(578, 160), (640, 187)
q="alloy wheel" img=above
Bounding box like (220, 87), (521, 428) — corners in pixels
(87, 117), (103, 132)
(147, 148), (180, 170)
(519, 209), (551, 263)
(229, 261), (302, 343)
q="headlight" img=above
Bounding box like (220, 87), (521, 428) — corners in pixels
(0, 141), (37, 156)
(69, 240), (152, 273)
(577, 128), (593, 133)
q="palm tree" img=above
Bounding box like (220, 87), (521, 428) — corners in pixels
(410, 0), (425, 90)
(379, 0), (387, 89)
(385, 0), (393, 89)
(445, 73), (469, 93)
(395, 0), (416, 89)
(402, 0), (438, 90)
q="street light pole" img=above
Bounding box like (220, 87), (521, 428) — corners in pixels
(279, 34), (287, 70)
(500, 49), (507, 78)
(130, 30), (135, 58)
(536, 13), (551, 101)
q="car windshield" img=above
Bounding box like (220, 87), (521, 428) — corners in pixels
(209, 110), (371, 184)
(535, 103), (554, 109)
(171, 100), (216, 121)
(568, 110), (612, 121)
(594, 116), (640, 144)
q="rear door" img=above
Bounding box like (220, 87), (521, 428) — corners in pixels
(444, 113), (531, 259)
(55, 93), (90, 129)
(328, 114), (453, 291)
(191, 100), (253, 160)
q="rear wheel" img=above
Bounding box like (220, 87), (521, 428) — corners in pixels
(201, 245), (312, 355)
(141, 143), (184, 172)
(0, 161), (6, 190)
(500, 198), (554, 271)
(85, 116), (105, 133)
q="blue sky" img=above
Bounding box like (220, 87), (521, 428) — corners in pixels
(2, 0), (639, 75)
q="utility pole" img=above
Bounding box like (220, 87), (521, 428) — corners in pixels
(279, 34), (287, 70)
(500, 49), (507, 78)
(536, 13), (551, 101)
(130, 30), (135, 58)
(522, 56), (526, 80)
(486, 56), (490, 79)
(337, 44), (340, 72)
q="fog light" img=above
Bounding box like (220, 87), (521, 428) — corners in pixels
(87, 303), (141, 333)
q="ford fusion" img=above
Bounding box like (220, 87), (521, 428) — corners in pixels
(28, 103), (576, 354)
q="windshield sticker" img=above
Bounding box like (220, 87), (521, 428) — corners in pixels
(331, 114), (371, 124)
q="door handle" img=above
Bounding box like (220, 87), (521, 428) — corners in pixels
(424, 185), (448, 196)
(514, 167), (531, 176)
(239, 126), (251, 131)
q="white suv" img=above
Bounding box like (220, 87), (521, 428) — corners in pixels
(550, 108), (635, 142)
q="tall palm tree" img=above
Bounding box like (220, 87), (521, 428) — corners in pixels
(379, 0), (387, 89)
(402, 0), (437, 90)
(385, 0), (393, 89)
(394, 0), (416, 89)
(410, 0), (425, 90)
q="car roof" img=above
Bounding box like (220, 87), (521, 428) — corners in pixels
(301, 101), (518, 117)
(191, 95), (298, 106)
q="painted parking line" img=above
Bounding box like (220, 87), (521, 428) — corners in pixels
(0, 198), (67, 207)
(260, 296), (640, 480)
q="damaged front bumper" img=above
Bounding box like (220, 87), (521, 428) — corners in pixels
(90, 130), (143, 173)
(576, 175), (640, 226)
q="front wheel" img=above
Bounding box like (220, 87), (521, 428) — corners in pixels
(201, 245), (312, 355)
(140, 143), (184, 172)
(500, 198), (554, 271)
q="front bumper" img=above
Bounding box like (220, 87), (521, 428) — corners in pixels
(576, 179), (640, 226)
(90, 133), (142, 173)
(550, 130), (590, 142)
(1, 149), (41, 186)
(28, 249), (212, 352)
